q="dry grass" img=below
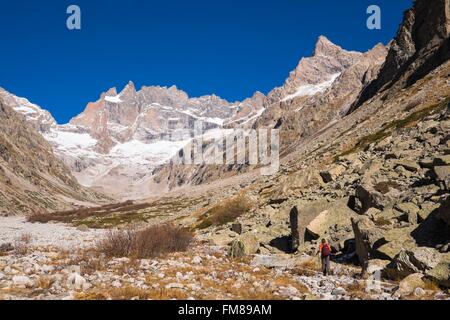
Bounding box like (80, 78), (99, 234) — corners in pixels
(96, 224), (193, 259)
(292, 257), (321, 276)
(345, 280), (373, 299)
(14, 233), (33, 256)
(97, 229), (135, 258)
(26, 201), (146, 224)
(196, 195), (252, 229)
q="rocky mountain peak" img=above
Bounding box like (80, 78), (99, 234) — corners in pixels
(349, 0), (450, 113)
(314, 35), (344, 57)
(120, 81), (136, 96)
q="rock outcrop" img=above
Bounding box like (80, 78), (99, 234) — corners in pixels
(350, 0), (450, 113)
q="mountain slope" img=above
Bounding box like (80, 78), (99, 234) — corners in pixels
(0, 91), (106, 215)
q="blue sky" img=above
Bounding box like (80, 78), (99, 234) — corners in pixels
(0, 0), (413, 124)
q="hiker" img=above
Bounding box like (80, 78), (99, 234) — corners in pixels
(317, 239), (331, 276)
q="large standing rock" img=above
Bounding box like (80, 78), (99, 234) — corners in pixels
(384, 247), (442, 279)
(289, 200), (332, 251)
(351, 216), (385, 273)
(290, 199), (357, 251)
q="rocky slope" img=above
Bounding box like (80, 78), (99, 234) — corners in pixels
(0, 92), (106, 215)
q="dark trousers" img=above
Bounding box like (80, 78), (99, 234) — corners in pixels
(321, 255), (330, 276)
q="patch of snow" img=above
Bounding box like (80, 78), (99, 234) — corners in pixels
(110, 139), (190, 166)
(105, 95), (122, 103)
(14, 105), (37, 115)
(281, 73), (341, 102)
(44, 130), (97, 151)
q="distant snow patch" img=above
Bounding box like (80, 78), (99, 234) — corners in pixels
(14, 105), (37, 115)
(281, 73), (341, 102)
(105, 95), (122, 103)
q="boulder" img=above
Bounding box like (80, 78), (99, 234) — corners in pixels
(319, 164), (346, 183)
(228, 233), (260, 258)
(384, 247), (442, 279)
(356, 180), (401, 213)
(209, 229), (236, 246)
(289, 200), (333, 251)
(12, 276), (33, 288)
(395, 203), (420, 216)
(395, 202), (420, 224)
(239, 233), (261, 254)
(251, 254), (298, 269)
(367, 259), (390, 275)
(351, 216), (385, 270)
(433, 166), (450, 190)
(375, 227), (416, 261)
(66, 273), (89, 291)
(365, 207), (382, 220)
(434, 155), (450, 166)
(417, 202), (440, 222)
(375, 208), (403, 224)
(0, 243), (14, 253)
(394, 160), (421, 173)
(426, 253), (450, 288)
(305, 205), (357, 241)
(231, 223), (243, 235)
(76, 225), (89, 232)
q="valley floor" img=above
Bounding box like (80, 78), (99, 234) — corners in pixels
(0, 218), (448, 300)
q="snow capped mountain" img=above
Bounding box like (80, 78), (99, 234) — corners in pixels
(264, 36), (364, 105)
(1, 84), (263, 198)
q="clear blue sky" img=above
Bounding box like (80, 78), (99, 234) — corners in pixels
(0, 0), (413, 124)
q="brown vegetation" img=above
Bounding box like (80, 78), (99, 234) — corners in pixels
(196, 195), (252, 229)
(14, 233), (33, 256)
(97, 224), (193, 259)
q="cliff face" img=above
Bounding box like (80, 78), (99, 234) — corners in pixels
(349, 0), (450, 113)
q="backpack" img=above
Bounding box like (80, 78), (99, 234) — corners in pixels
(321, 244), (331, 257)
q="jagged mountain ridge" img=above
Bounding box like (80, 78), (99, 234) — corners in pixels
(1, 83), (265, 198)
